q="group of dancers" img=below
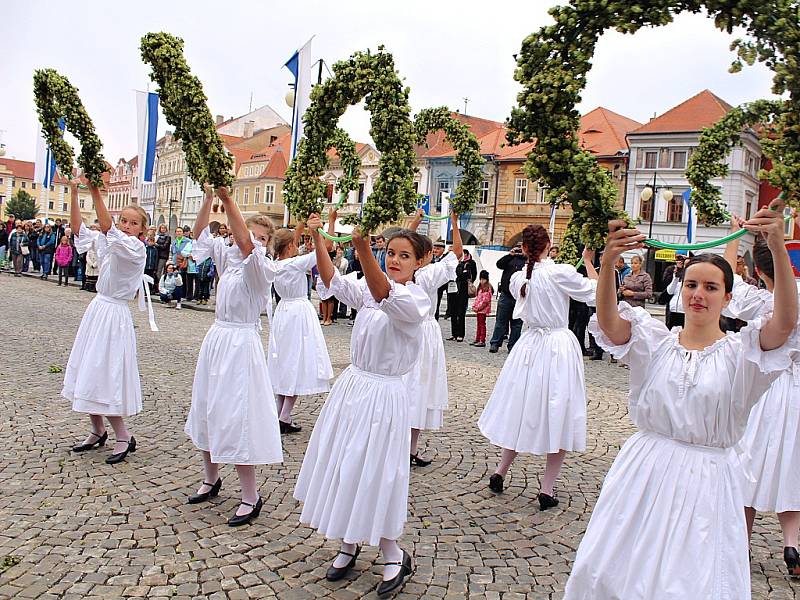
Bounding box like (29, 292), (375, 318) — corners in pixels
(58, 173), (799, 599)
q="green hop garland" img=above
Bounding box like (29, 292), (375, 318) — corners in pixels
(283, 47), (418, 233)
(140, 32), (233, 188)
(414, 107), (483, 215)
(32, 69), (107, 186)
(508, 0), (800, 263)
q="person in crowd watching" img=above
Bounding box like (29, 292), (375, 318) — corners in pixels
(158, 263), (184, 309)
(488, 243), (526, 353)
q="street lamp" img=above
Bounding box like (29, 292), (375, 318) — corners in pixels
(285, 85), (295, 108)
(640, 173), (672, 277)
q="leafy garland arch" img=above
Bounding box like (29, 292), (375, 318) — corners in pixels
(508, 1), (800, 262)
(33, 69), (107, 186)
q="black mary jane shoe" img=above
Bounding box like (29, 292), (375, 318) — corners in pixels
(488, 473), (504, 493)
(410, 453), (432, 467)
(187, 478), (222, 504)
(376, 549), (413, 598)
(72, 431), (108, 453)
(325, 546), (361, 581)
(105, 436), (136, 465)
(785, 547), (800, 577)
(538, 492), (559, 511)
(228, 497), (263, 527)
(279, 420), (302, 434)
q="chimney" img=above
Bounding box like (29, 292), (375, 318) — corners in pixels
(215, 115), (224, 126)
(243, 120), (255, 139)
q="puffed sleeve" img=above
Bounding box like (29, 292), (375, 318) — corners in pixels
(100, 224), (145, 265)
(74, 223), (99, 255)
(552, 263), (597, 305)
(377, 280), (430, 333)
(723, 274), (773, 321)
(241, 242), (277, 296)
(416, 251), (458, 293)
(288, 251), (317, 273)
(666, 274), (681, 295)
(588, 301), (672, 374)
(190, 227), (223, 270)
(317, 270), (365, 310)
(509, 271), (527, 301)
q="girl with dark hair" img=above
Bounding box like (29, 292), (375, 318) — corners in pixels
(722, 218), (800, 575)
(565, 203), (799, 600)
(295, 214), (429, 598)
(478, 224), (598, 509)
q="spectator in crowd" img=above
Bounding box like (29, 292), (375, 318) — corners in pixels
(171, 227), (192, 298)
(345, 247), (363, 323)
(22, 222), (34, 272)
(159, 263), (184, 309)
(37, 223), (57, 280)
(29, 220), (42, 272)
(332, 245), (350, 320)
(471, 270), (493, 347)
(619, 253), (653, 308)
(489, 243), (526, 353)
(144, 233), (159, 292)
(736, 255), (759, 286)
(82, 224), (101, 292)
(52, 219), (66, 275)
(549, 245), (560, 260)
(155, 224), (171, 283)
(659, 254), (685, 325)
(8, 222), (28, 276)
(0, 224), (7, 268)
(447, 249), (477, 342)
(5, 214), (16, 237)
(431, 241), (449, 320)
(616, 256), (632, 280)
(196, 255), (214, 305)
(66, 226), (83, 285)
(55, 235), (73, 286)
(372, 234), (387, 273)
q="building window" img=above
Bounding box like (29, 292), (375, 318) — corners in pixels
(357, 183), (365, 204)
(514, 178), (528, 203)
(63, 186), (68, 193)
(745, 191), (755, 220)
(672, 151), (687, 169)
(79, 198), (85, 209)
(243, 187), (249, 205)
(0, 177), (3, 184)
(437, 181), (450, 210)
(11, 180), (15, 187)
(784, 206), (794, 238)
(62, 203), (67, 212)
(234, 187), (239, 202)
(644, 151), (658, 169)
(0, 195), (4, 204)
(21, 181), (26, 189)
(535, 182), (549, 204)
(49, 201), (54, 210)
(31, 182), (37, 190)
(666, 196), (683, 223)
(254, 185), (261, 204)
(639, 197), (652, 222)
(264, 184), (275, 204)
(50, 185), (54, 191)
(479, 180), (489, 205)
(325, 183), (334, 202)
(413, 181), (420, 195)
(659, 148), (671, 169)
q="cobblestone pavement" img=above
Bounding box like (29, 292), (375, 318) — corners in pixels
(0, 275), (796, 599)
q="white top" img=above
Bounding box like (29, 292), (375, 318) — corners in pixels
(274, 252), (315, 299)
(589, 302), (799, 448)
(76, 223), (145, 300)
(415, 252), (458, 319)
(510, 258), (597, 325)
(192, 227), (276, 324)
(666, 274), (684, 313)
(318, 271), (430, 376)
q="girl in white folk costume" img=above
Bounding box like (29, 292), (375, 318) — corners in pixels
(64, 180), (157, 465)
(478, 224), (598, 509)
(564, 203), (799, 600)
(294, 214), (429, 598)
(268, 216), (335, 433)
(405, 209), (462, 465)
(184, 186), (282, 527)
(722, 220), (800, 576)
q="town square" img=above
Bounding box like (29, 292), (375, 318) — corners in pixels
(1, 1), (800, 598)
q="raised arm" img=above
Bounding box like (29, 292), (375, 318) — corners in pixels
(723, 213), (744, 272)
(745, 201), (798, 350)
(69, 180), (83, 232)
(323, 209), (336, 253)
(193, 184), (214, 235)
(293, 220), (305, 247)
(582, 248), (598, 280)
(354, 229), (391, 302)
(450, 212), (464, 260)
(409, 208), (424, 232)
(216, 186), (253, 257)
(596, 220), (646, 345)
(308, 213), (335, 288)
(91, 183), (112, 233)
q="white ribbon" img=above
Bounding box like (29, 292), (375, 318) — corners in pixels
(137, 274), (159, 332)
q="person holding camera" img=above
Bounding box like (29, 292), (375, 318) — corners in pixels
(664, 254), (687, 328)
(488, 243), (526, 353)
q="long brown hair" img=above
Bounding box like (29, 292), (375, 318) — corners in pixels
(519, 224), (550, 298)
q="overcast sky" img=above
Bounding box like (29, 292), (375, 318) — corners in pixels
(1, 0), (779, 164)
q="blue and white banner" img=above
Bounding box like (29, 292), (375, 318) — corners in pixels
(548, 204), (557, 237)
(284, 37), (314, 161)
(34, 118), (65, 188)
(136, 91), (159, 194)
(682, 189), (695, 243)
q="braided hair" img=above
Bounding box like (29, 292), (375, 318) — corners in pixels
(519, 224), (551, 298)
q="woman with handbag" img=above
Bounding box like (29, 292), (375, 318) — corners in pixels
(447, 248), (477, 342)
(8, 223), (29, 276)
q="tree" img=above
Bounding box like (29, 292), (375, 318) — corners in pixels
(5, 190), (39, 221)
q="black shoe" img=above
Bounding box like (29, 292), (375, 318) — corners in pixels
(228, 497), (263, 527)
(187, 478), (222, 504)
(590, 353), (604, 361)
(72, 431), (108, 452)
(582, 349), (594, 357)
(105, 436), (136, 464)
(410, 453), (432, 467)
(538, 492), (559, 510)
(376, 549), (413, 597)
(488, 346), (499, 354)
(488, 473), (504, 493)
(279, 420), (302, 434)
(785, 547), (800, 576)
(325, 546), (361, 581)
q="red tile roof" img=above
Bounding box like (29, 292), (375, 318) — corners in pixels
(579, 107), (642, 157)
(630, 89), (733, 135)
(262, 148), (288, 179)
(416, 112), (506, 159)
(0, 158), (35, 180)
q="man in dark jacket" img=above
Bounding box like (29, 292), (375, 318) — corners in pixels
(37, 224), (57, 280)
(155, 224), (171, 283)
(488, 244), (526, 353)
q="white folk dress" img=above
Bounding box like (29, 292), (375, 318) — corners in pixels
(268, 253), (333, 396)
(727, 277), (800, 513)
(564, 302), (799, 600)
(62, 224), (149, 417)
(294, 271), (430, 546)
(184, 228), (282, 465)
(402, 251), (458, 430)
(478, 259), (596, 454)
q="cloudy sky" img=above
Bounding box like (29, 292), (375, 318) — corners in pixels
(1, 0), (778, 164)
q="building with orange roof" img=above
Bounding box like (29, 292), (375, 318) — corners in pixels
(107, 158), (134, 222)
(625, 89), (765, 283)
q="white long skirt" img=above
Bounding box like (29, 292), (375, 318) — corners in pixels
(61, 294), (142, 417)
(739, 370), (800, 512)
(268, 298), (332, 396)
(478, 327), (586, 454)
(565, 431), (750, 600)
(404, 318), (447, 431)
(185, 320), (282, 465)
(294, 366), (410, 546)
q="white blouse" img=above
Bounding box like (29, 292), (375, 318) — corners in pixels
(415, 252), (458, 319)
(274, 252), (315, 300)
(510, 259), (597, 326)
(76, 223), (145, 300)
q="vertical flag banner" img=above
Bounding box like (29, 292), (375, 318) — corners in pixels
(136, 91), (159, 198)
(548, 203), (556, 237)
(284, 37), (315, 161)
(441, 191), (450, 242)
(34, 118), (66, 188)
(682, 189), (695, 243)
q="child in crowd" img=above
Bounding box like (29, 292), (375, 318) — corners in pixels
(471, 270), (493, 347)
(55, 235), (73, 286)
